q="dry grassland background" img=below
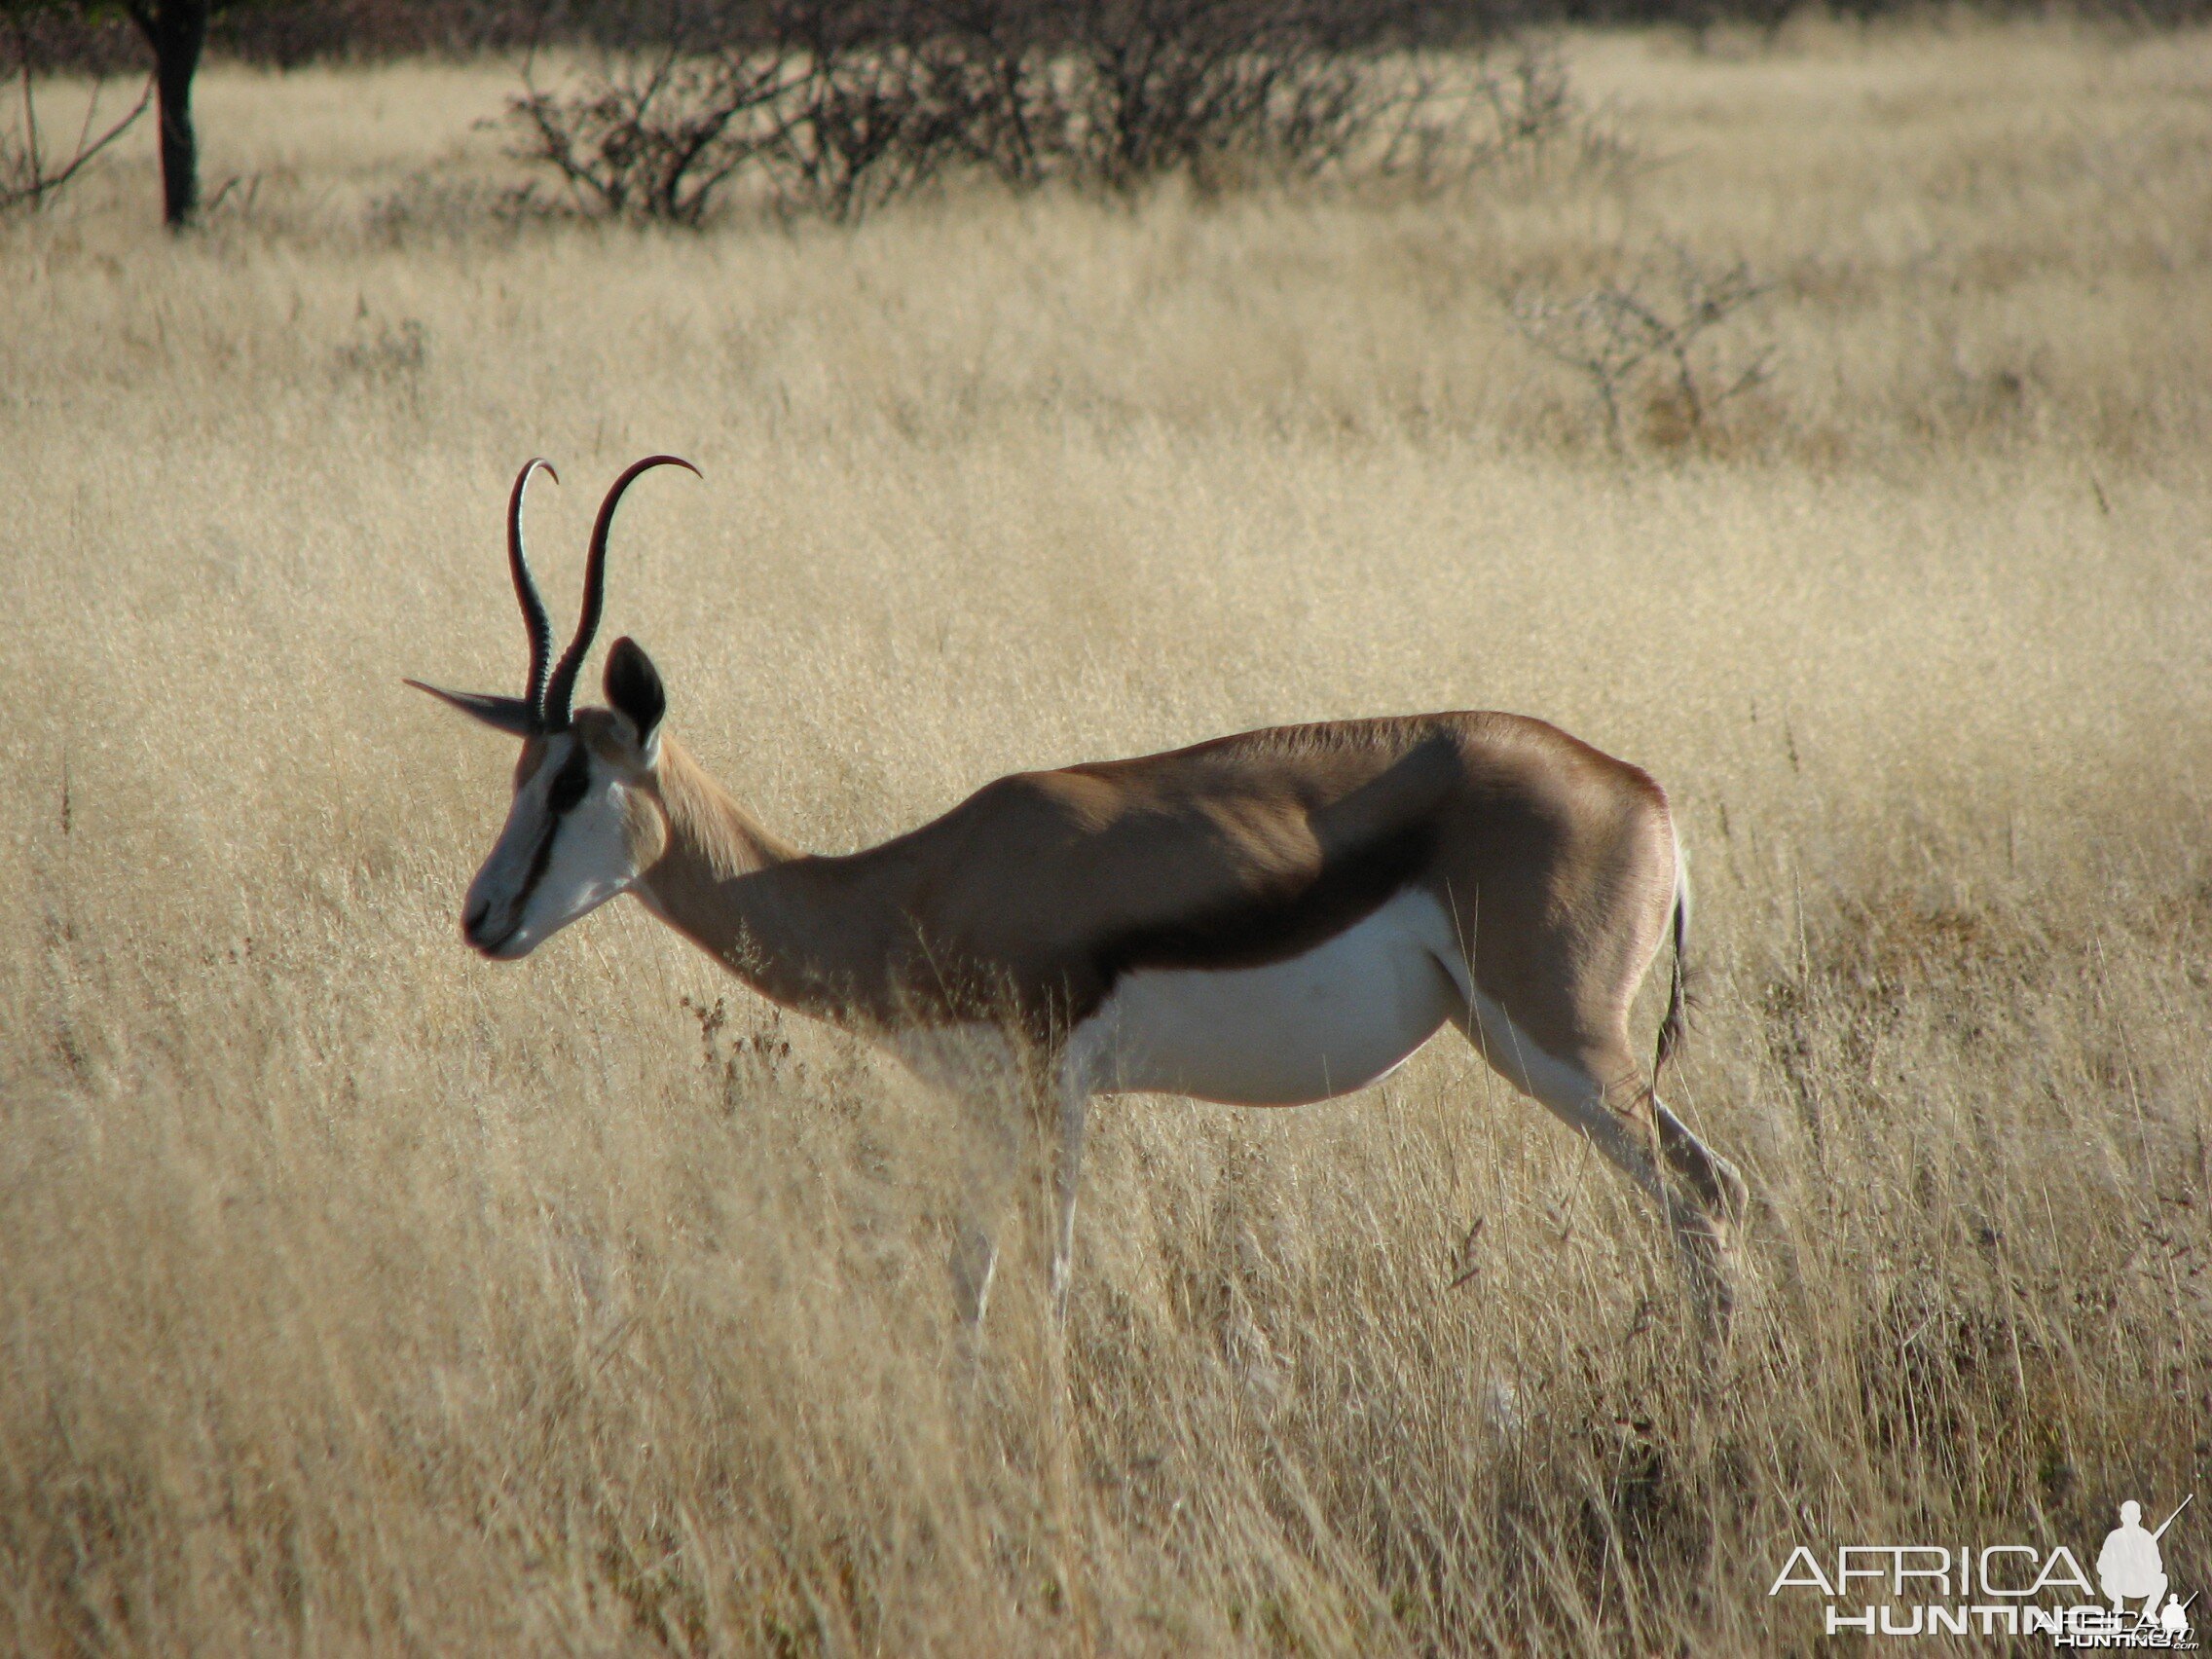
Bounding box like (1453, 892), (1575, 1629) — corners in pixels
(3, 21), (2211, 1654)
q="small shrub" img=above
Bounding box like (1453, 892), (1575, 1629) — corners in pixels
(1506, 246), (1776, 455)
(512, 44), (793, 226)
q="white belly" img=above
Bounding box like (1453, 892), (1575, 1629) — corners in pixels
(1066, 888), (1465, 1106)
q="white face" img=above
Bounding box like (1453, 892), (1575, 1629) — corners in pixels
(461, 728), (646, 960)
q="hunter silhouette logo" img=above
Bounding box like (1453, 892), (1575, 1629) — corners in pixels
(2099, 1499), (2194, 1640)
(1768, 1493), (2196, 1645)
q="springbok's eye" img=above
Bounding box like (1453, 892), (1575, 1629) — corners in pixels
(547, 746), (592, 814)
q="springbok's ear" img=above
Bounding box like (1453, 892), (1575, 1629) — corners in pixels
(405, 680), (539, 737)
(604, 637), (665, 757)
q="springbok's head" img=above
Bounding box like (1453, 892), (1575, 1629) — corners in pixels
(408, 456), (696, 960)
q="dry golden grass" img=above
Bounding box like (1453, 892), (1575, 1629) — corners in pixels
(4, 20), (2211, 1654)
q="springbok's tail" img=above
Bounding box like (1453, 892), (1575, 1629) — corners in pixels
(1653, 836), (1690, 1088)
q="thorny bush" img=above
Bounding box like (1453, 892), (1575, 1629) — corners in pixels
(508, 0), (1612, 223)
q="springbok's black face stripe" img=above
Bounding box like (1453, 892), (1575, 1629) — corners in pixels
(546, 740), (592, 814)
(514, 740), (595, 914)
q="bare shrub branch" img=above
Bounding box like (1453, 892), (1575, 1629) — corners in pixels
(0, 10), (152, 215)
(755, 20), (977, 221)
(1507, 246), (1776, 455)
(512, 40), (796, 227)
(1375, 43), (1632, 193)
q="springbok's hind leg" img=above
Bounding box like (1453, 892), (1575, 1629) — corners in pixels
(1599, 1091), (1746, 1344)
(1456, 996), (1746, 1339)
(1654, 1100), (1750, 1241)
(1647, 1096), (1751, 1340)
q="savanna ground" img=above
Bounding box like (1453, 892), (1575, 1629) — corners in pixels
(4, 20), (2212, 1654)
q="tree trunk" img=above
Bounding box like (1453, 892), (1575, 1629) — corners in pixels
(130, 0), (210, 228)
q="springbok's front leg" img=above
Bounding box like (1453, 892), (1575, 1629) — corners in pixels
(948, 1062), (1089, 1330)
(1050, 1086), (1088, 1322)
(950, 1098), (1019, 1328)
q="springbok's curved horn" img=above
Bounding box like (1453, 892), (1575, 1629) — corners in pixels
(507, 458), (559, 720)
(542, 455), (700, 730)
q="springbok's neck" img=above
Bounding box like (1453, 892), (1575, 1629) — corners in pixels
(633, 736), (880, 1023)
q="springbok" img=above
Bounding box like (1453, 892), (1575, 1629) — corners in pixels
(412, 458), (1750, 1333)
